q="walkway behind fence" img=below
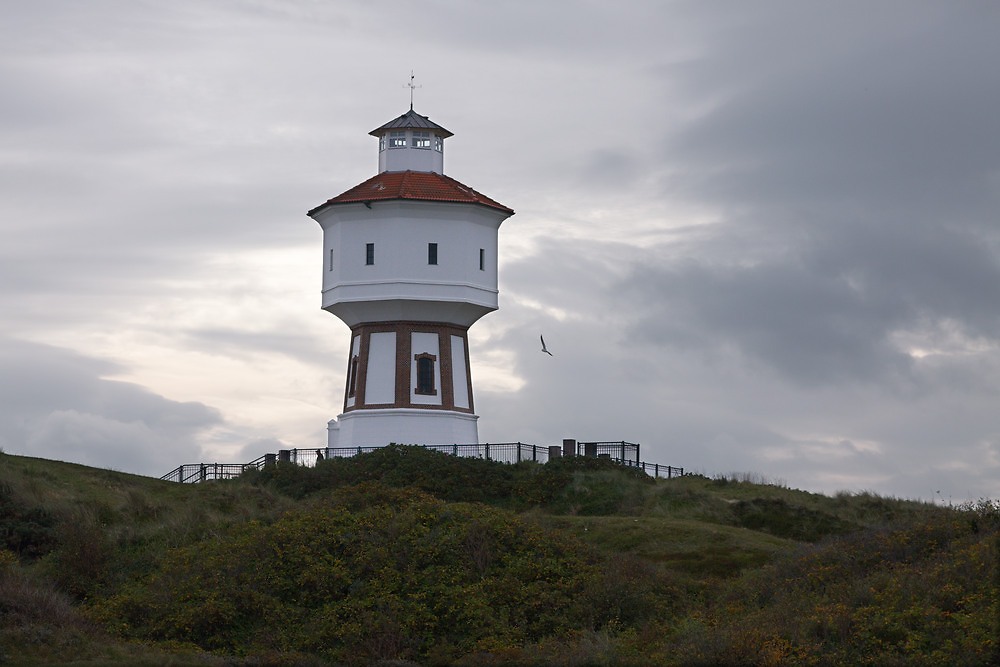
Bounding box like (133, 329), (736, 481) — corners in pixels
(160, 441), (684, 484)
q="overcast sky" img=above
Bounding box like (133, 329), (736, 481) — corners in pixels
(2, 1), (998, 502)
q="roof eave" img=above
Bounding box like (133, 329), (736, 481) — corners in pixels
(308, 196), (513, 218)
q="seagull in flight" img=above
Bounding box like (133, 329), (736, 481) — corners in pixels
(540, 335), (553, 356)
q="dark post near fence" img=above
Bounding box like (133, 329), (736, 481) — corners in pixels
(563, 439), (576, 457)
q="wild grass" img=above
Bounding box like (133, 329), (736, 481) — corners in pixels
(0, 448), (995, 665)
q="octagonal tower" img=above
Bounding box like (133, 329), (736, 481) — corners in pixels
(308, 108), (514, 447)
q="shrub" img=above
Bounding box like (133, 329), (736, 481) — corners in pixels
(730, 497), (859, 542)
(88, 484), (623, 665)
(0, 482), (57, 560)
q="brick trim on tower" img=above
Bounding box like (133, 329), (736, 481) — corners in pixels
(343, 321), (474, 413)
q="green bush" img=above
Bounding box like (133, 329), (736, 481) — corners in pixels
(731, 497), (860, 542)
(654, 507), (999, 665)
(244, 445), (656, 516)
(88, 484), (646, 665)
(0, 482), (57, 560)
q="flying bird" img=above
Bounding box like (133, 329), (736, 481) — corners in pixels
(540, 335), (553, 356)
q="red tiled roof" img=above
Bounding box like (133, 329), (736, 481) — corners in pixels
(309, 171), (514, 215)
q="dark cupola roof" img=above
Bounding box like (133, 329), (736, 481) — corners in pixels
(369, 109), (453, 138)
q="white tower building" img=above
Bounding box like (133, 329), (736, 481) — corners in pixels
(308, 108), (514, 447)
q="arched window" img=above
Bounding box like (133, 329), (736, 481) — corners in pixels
(414, 353), (437, 395)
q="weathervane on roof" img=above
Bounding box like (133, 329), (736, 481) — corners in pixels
(406, 70), (421, 111)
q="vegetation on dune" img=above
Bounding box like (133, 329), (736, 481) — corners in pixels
(0, 447), (996, 665)
(89, 485), (669, 665)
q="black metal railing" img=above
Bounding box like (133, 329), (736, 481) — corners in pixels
(270, 443), (554, 469)
(160, 455), (271, 484)
(577, 441), (640, 464)
(161, 443), (683, 483)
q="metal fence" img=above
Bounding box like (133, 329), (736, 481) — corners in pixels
(282, 443), (554, 468)
(161, 442), (683, 483)
(576, 441), (640, 464)
(160, 455), (271, 483)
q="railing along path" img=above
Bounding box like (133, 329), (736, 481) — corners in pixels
(161, 441), (683, 484)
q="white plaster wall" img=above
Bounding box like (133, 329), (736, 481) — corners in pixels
(365, 332), (396, 404)
(450, 335), (469, 409)
(410, 331), (442, 405)
(314, 200), (509, 327)
(345, 335), (361, 408)
(335, 408), (478, 446)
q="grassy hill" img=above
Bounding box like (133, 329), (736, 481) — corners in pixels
(1, 446), (996, 665)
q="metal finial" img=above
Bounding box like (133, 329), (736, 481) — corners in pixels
(406, 70), (421, 111)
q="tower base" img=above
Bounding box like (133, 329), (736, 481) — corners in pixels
(328, 408), (479, 447)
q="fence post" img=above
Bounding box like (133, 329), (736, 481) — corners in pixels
(563, 439), (576, 458)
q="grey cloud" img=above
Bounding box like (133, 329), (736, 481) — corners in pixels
(664, 4), (1000, 220)
(179, 328), (332, 366)
(620, 215), (1000, 388)
(0, 339), (221, 474)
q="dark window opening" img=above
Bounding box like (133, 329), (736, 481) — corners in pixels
(347, 355), (359, 397)
(415, 353), (437, 395)
(428, 242), (438, 265)
(366, 243), (374, 265)
(479, 248), (485, 271)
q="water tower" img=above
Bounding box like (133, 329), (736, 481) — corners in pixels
(308, 107), (514, 447)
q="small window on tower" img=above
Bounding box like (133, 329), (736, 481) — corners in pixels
(329, 248), (334, 271)
(434, 136), (443, 152)
(347, 355), (359, 397)
(366, 243), (374, 265)
(428, 243), (438, 265)
(379, 135), (386, 151)
(412, 131), (431, 149)
(479, 248), (485, 271)
(415, 353), (437, 395)
(389, 131), (406, 148)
